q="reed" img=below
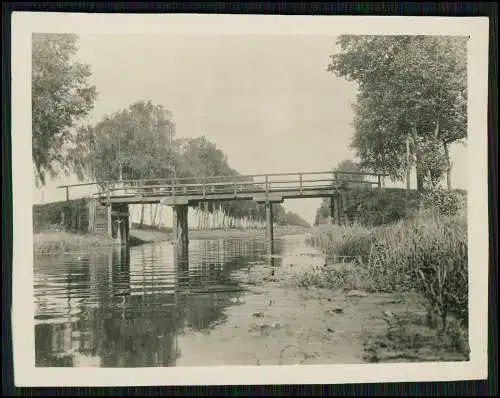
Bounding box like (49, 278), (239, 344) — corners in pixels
(34, 231), (115, 254)
(307, 208), (468, 329)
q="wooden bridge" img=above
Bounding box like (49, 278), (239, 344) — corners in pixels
(58, 170), (387, 245)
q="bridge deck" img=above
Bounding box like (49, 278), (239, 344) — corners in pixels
(58, 170), (387, 205)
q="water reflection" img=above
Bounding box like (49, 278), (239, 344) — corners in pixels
(34, 235), (282, 367)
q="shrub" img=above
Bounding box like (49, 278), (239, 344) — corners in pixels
(418, 189), (464, 217)
(411, 213), (468, 329)
(293, 263), (370, 291)
(33, 199), (89, 233)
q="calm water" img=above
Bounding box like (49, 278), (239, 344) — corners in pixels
(34, 234), (323, 367)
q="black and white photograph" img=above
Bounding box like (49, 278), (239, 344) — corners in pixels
(11, 12), (489, 386)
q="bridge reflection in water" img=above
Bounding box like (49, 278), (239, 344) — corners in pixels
(33, 236), (278, 367)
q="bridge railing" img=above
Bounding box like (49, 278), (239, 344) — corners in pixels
(57, 170), (388, 201)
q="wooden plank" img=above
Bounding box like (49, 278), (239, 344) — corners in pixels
(253, 194), (283, 203)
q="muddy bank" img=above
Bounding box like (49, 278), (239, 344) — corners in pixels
(175, 247), (469, 365)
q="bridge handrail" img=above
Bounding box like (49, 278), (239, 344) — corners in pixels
(97, 177), (379, 192)
(57, 170), (388, 188)
(57, 170), (389, 200)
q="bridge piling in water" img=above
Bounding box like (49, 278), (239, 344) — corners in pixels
(172, 205), (189, 245)
(104, 203), (130, 245)
(330, 196), (335, 225)
(265, 202), (274, 243)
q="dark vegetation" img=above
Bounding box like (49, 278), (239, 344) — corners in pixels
(33, 199), (89, 234)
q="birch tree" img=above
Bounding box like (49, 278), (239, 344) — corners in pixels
(32, 33), (97, 186)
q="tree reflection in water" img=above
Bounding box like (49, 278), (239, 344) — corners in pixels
(34, 236), (266, 367)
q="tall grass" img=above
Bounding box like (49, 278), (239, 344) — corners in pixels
(34, 231), (115, 254)
(307, 208), (468, 330)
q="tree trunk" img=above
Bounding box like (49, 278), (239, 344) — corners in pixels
(415, 158), (425, 192)
(152, 204), (159, 228)
(443, 141), (452, 190)
(139, 204), (145, 227)
(406, 133), (411, 194)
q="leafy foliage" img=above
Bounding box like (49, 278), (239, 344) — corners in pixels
(328, 35), (467, 190)
(75, 103), (305, 224)
(32, 33), (98, 186)
(314, 159), (368, 224)
(419, 188), (464, 217)
(352, 189), (419, 226)
(75, 100), (175, 184)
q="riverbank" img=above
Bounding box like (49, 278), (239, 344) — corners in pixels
(174, 238), (468, 366)
(34, 231), (116, 255)
(129, 224), (309, 244)
(297, 209), (469, 362)
(33, 230), (153, 254)
(33, 225), (310, 254)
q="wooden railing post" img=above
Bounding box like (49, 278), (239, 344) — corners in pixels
(65, 186), (69, 201)
(202, 179), (206, 198)
(265, 175), (269, 195)
(377, 174), (382, 189)
(299, 174), (303, 194)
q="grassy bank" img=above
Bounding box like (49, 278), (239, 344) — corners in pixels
(302, 207), (469, 361)
(34, 231), (116, 254)
(34, 224), (310, 254)
(33, 231), (150, 254)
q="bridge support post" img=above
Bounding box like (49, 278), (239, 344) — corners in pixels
(335, 194), (341, 226)
(109, 203), (130, 245)
(339, 192), (346, 226)
(330, 197), (335, 225)
(107, 204), (113, 238)
(265, 202), (274, 242)
(173, 242), (190, 291)
(173, 205), (189, 245)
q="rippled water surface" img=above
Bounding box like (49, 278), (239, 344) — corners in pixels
(34, 234), (336, 367)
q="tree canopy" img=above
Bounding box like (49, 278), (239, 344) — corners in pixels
(328, 35), (467, 190)
(74, 100), (175, 185)
(314, 159), (365, 224)
(74, 101), (307, 224)
(32, 33), (98, 187)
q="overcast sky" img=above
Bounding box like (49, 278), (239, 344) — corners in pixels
(33, 34), (467, 224)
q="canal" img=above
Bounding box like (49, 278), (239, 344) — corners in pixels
(34, 233), (378, 367)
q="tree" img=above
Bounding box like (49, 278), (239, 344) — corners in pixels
(75, 100), (175, 184)
(315, 158), (366, 223)
(283, 212), (310, 228)
(328, 35), (467, 191)
(32, 33), (98, 187)
(75, 100), (176, 227)
(174, 136), (291, 224)
(334, 159), (368, 188)
(175, 136), (235, 181)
